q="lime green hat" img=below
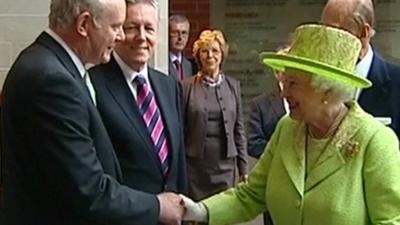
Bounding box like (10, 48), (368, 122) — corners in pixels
(260, 24), (372, 88)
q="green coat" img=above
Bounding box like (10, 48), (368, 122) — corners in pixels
(203, 102), (400, 225)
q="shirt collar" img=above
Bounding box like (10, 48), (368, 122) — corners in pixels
(45, 29), (86, 78)
(169, 52), (182, 63)
(355, 44), (374, 78)
(113, 51), (149, 83)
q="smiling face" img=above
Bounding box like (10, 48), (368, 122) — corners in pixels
(86, 0), (126, 64)
(280, 69), (326, 122)
(198, 40), (223, 76)
(115, 2), (158, 71)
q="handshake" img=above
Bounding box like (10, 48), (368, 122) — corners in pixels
(157, 192), (208, 225)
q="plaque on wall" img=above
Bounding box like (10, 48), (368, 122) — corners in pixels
(211, 0), (400, 120)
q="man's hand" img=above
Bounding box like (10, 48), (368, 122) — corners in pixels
(157, 192), (184, 225)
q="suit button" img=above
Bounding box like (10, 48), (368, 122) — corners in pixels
(296, 200), (301, 208)
(222, 107), (226, 111)
(224, 120), (228, 124)
(219, 97), (223, 101)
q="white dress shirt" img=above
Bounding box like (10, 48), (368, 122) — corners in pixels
(169, 52), (182, 65)
(354, 44), (374, 100)
(113, 51), (153, 100)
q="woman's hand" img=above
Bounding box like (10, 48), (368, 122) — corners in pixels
(179, 194), (208, 222)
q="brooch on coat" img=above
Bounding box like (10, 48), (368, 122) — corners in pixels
(342, 140), (360, 158)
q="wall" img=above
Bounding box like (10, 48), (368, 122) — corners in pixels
(0, 0), (49, 88)
(170, 0), (210, 57)
(0, 0), (169, 88)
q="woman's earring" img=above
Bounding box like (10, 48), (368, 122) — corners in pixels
(323, 100), (328, 105)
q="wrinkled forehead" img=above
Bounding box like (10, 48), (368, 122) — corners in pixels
(170, 21), (189, 30)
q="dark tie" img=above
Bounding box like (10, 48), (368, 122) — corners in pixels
(173, 59), (183, 80)
(133, 75), (170, 175)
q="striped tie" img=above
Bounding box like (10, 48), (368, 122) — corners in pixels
(134, 75), (169, 175)
(173, 60), (183, 80)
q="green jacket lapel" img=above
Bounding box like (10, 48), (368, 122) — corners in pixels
(305, 102), (363, 191)
(280, 120), (306, 197)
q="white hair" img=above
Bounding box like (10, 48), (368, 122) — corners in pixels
(49, 0), (106, 29)
(311, 74), (355, 102)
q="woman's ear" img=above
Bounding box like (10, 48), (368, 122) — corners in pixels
(322, 88), (335, 104)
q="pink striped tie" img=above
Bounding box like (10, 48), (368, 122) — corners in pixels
(134, 75), (169, 175)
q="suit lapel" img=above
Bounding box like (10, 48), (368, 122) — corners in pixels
(360, 52), (391, 101)
(38, 32), (123, 177)
(103, 59), (162, 170)
(368, 53), (391, 88)
(269, 92), (286, 119)
(182, 57), (193, 77)
(37, 32), (81, 79)
(305, 102), (362, 191)
(37, 32), (93, 103)
(168, 58), (179, 80)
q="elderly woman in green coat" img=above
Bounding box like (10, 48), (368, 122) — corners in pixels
(180, 23), (400, 225)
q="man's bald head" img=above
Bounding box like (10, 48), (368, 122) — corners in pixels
(321, 0), (375, 59)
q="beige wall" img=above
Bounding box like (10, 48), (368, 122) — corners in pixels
(0, 0), (169, 88)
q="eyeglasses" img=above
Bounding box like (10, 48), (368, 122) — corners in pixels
(170, 30), (189, 37)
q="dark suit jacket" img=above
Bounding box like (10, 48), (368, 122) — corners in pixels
(1, 32), (159, 225)
(358, 51), (400, 137)
(247, 91), (285, 159)
(168, 55), (195, 80)
(90, 57), (187, 198)
(181, 75), (248, 175)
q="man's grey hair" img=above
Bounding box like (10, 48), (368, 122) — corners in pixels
(311, 74), (355, 102)
(125, 0), (159, 21)
(169, 14), (189, 24)
(49, 0), (107, 29)
(126, 0), (158, 9)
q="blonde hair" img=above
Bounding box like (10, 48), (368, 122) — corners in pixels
(192, 29), (229, 69)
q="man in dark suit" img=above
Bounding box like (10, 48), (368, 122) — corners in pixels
(247, 90), (286, 159)
(168, 14), (196, 80)
(90, 0), (187, 212)
(321, 0), (400, 137)
(1, 0), (184, 224)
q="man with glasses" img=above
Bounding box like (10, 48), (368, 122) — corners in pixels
(168, 14), (196, 80)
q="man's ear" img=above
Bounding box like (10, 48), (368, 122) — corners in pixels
(360, 23), (374, 39)
(76, 11), (92, 37)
